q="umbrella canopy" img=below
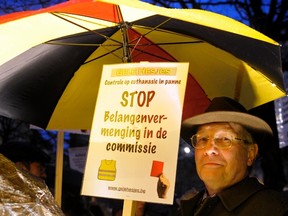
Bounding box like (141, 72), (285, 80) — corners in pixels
(0, 0), (285, 130)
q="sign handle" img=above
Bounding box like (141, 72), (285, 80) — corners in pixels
(55, 130), (64, 207)
(122, 200), (136, 216)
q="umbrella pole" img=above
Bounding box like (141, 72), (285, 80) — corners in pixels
(121, 21), (136, 216)
(54, 130), (64, 207)
(123, 200), (136, 216)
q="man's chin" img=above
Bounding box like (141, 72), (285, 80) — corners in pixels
(200, 171), (224, 184)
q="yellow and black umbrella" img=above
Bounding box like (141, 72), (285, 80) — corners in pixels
(0, 0), (285, 130)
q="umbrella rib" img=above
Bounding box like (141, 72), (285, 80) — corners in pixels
(115, 4), (124, 23)
(131, 41), (204, 46)
(51, 12), (123, 45)
(128, 40), (203, 60)
(45, 41), (126, 62)
(45, 41), (120, 47)
(83, 46), (124, 64)
(53, 12), (110, 28)
(128, 18), (203, 58)
(129, 18), (173, 45)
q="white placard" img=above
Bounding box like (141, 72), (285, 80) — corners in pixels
(82, 62), (189, 204)
(68, 146), (88, 173)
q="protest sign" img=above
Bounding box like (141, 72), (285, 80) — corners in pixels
(68, 146), (88, 173)
(82, 62), (189, 204)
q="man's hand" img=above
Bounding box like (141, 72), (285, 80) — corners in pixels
(157, 173), (170, 198)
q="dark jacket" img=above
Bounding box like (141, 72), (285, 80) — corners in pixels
(180, 177), (288, 216)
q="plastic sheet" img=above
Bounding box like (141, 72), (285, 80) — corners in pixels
(0, 154), (64, 215)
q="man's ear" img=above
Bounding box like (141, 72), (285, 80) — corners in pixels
(247, 144), (258, 166)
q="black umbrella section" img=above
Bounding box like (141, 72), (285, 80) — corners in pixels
(0, 27), (117, 128)
(133, 15), (284, 91)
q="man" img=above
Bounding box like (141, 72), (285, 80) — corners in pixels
(0, 141), (50, 179)
(180, 97), (288, 216)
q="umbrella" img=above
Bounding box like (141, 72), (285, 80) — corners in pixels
(0, 0), (285, 131)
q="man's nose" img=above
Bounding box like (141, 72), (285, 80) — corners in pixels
(204, 139), (219, 155)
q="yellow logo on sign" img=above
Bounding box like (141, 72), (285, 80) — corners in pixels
(98, 159), (116, 181)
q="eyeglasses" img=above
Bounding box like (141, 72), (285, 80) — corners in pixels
(190, 134), (249, 149)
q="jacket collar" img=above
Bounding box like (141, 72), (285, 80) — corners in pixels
(180, 190), (205, 216)
(180, 177), (265, 214)
(217, 177), (265, 211)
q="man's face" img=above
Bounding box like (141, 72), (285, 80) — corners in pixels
(29, 162), (47, 179)
(194, 123), (257, 194)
